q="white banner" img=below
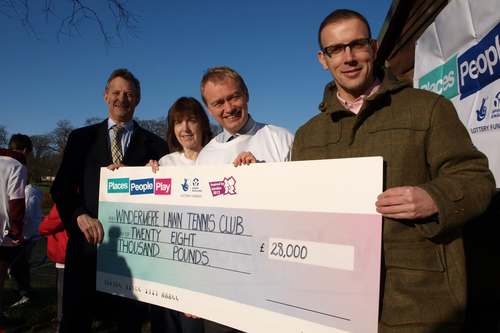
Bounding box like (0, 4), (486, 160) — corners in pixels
(414, 0), (500, 183)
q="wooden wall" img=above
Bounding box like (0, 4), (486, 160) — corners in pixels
(375, 0), (450, 79)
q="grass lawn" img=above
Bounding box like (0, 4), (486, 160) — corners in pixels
(3, 284), (57, 332)
(3, 273), (151, 332)
(38, 183), (53, 216)
(9, 184), (151, 332)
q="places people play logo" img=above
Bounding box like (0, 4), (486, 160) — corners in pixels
(130, 178), (154, 195)
(209, 176), (237, 197)
(107, 178), (129, 193)
(155, 178), (172, 195)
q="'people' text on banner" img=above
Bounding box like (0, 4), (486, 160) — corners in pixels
(414, 0), (500, 182)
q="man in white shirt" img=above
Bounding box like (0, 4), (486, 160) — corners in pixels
(197, 66), (294, 167)
(196, 66), (293, 332)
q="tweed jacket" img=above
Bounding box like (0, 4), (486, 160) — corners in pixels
(292, 67), (496, 333)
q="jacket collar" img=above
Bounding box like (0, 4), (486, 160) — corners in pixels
(0, 148), (26, 165)
(318, 66), (412, 114)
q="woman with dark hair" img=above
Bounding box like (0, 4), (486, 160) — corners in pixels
(149, 96), (211, 333)
(153, 96), (212, 167)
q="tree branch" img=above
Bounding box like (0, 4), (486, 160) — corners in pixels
(2, 0), (140, 50)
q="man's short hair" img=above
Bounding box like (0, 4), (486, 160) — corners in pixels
(104, 68), (141, 100)
(8, 134), (32, 153)
(200, 66), (248, 105)
(318, 9), (372, 49)
(167, 97), (213, 151)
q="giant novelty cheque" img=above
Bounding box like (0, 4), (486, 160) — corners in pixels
(96, 157), (383, 333)
(414, 0), (500, 181)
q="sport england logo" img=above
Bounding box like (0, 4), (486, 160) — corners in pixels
(130, 178), (154, 195)
(495, 91), (500, 108)
(155, 179), (171, 195)
(192, 178), (201, 193)
(476, 97), (488, 121)
(108, 178), (129, 193)
(209, 177), (236, 197)
(491, 91), (500, 119)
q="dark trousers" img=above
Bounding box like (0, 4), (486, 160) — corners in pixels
(57, 267), (64, 322)
(59, 235), (147, 333)
(204, 321), (244, 333)
(8, 241), (39, 302)
(150, 305), (205, 333)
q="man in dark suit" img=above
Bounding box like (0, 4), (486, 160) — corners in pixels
(51, 69), (169, 333)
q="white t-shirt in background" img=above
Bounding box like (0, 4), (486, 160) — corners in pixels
(0, 156), (28, 246)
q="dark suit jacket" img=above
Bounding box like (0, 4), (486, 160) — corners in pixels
(52, 120), (169, 234)
(50, 120), (168, 299)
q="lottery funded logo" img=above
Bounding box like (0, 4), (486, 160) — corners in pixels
(108, 178), (129, 193)
(155, 178), (172, 195)
(180, 178), (202, 198)
(130, 178), (154, 195)
(181, 178), (190, 192)
(476, 97), (488, 121)
(209, 176), (237, 197)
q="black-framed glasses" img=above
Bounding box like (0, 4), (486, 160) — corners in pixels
(322, 38), (372, 58)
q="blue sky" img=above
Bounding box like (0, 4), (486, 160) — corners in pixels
(1, 0), (393, 138)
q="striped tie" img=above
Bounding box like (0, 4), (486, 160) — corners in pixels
(111, 125), (125, 164)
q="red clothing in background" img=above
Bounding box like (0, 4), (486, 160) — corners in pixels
(38, 204), (68, 264)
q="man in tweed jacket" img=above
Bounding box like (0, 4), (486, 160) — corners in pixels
(292, 9), (496, 333)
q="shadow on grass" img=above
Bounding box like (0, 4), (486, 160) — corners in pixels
(3, 284), (151, 332)
(3, 284), (57, 332)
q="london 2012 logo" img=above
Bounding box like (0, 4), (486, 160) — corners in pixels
(209, 176), (236, 197)
(476, 97), (488, 121)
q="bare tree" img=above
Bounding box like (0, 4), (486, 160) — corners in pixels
(155, 116), (168, 142)
(210, 123), (223, 137)
(0, 0), (140, 49)
(50, 119), (73, 157)
(134, 116), (168, 142)
(27, 134), (54, 183)
(0, 125), (7, 148)
(84, 116), (105, 126)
